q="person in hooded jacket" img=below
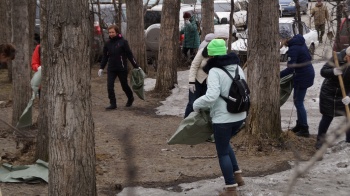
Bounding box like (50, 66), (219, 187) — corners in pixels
(180, 12), (200, 59)
(279, 27), (315, 137)
(98, 25), (140, 110)
(193, 39), (245, 196)
(311, 0), (329, 43)
(184, 33), (216, 118)
(315, 47), (350, 149)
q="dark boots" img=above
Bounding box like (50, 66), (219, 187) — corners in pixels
(106, 99), (117, 110)
(295, 125), (310, 138)
(125, 97), (134, 107)
(291, 120), (301, 133)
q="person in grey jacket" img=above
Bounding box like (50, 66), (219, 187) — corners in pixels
(193, 39), (246, 195)
(184, 33), (216, 118)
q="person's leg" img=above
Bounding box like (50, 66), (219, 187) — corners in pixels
(182, 47), (189, 58)
(117, 71), (134, 106)
(184, 90), (196, 118)
(315, 115), (333, 149)
(319, 24), (325, 43)
(293, 86), (309, 137)
(346, 128), (350, 142)
(107, 71), (118, 108)
(293, 87), (308, 126)
(213, 120), (243, 185)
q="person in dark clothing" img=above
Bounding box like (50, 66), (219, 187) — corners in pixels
(279, 27), (315, 137)
(98, 25), (140, 110)
(0, 43), (15, 64)
(315, 47), (350, 149)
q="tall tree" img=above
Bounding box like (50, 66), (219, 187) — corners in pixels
(201, 0), (214, 41)
(11, 0), (33, 126)
(35, 0), (49, 161)
(125, 0), (147, 72)
(0, 0), (13, 81)
(155, 0), (180, 93)
(246, 0), (281, 142)
(41, 0), (96, 195)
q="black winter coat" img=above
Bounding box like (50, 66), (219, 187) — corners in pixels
(100, 35), (138, 72)
(320, 49), (350, 117)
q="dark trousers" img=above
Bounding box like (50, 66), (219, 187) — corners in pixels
(182, 47), (197, 59)
(107, 70), (133, 106)
(317, 114), (350, 142)
(184, 79), (207, 118)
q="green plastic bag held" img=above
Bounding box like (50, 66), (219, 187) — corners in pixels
(280, 74), (293, 107)
(168, 110), (213, 145)
(131, 68), (146, 100)
(16, 68), (42, 128)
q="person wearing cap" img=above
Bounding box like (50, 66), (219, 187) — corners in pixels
(184, 33), (216, 118)
(180, 12), (200, 59)
(193, 39), (246, 195)
(279, 27), (315, 137)
(315, 46), (350, 149)
(311, 0), (329, 43)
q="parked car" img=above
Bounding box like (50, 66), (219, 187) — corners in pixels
(214, 0), (248, 30)
(333, 17), (350, 52)
(231, 18), (319, 62)
(279, 0), (308, 16)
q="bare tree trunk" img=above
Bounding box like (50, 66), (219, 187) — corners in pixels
(155, 0), (180, 93)
(41, 0), (96, 195)
(246, 0), (282, 142)
(201, 0), (214, 41)
(35, 0), (49, 162)
(11, 0), (32, 127)
(125, 0), (147, 72)
(0, 0), (13, 81)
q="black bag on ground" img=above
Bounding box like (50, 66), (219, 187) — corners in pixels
(219, 66), (250, 113)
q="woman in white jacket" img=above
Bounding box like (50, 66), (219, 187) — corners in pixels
(193, 39), (246, 196)
(184, 33), (216, 118)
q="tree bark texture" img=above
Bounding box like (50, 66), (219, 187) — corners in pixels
(0, 0), (13, 81)
(155, 0), (180, 93)
(201, 0), (214, 41)
(11, 0), (33, 126)
(125, 0), (148, 72)
(41, 0), (97, 195)
(35, 0), (49, 162)
(246, 0), (282, 140)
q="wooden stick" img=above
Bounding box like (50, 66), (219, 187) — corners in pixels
(333, 51), (350, 119)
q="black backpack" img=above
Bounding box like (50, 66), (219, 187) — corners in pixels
(219, 66), (250, 113)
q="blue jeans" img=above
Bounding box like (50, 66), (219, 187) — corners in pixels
(293, 86), (308, 126)
(184, 80), (207, 118)
(213, 120), (244, 185)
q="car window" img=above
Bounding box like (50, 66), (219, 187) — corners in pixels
(279, 23), (294, 36)
(144, 10), (162, 29)
(214, 3), (240, 13)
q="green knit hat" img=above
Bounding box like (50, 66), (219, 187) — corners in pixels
(207, 39), (227, 56)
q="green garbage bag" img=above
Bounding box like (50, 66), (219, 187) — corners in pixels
(168, 110), (213, 145)
(131, 68), (146, 100)
(280, 74), (293, 107)
(16, 68), (42, 128)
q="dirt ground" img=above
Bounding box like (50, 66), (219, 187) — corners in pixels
(0, 65), (317, 196)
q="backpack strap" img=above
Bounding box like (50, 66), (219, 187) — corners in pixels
(217, 66), (240, 102)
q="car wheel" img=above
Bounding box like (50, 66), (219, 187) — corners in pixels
(309, 44), (315, 60)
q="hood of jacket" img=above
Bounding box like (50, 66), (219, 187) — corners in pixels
(287, 34), (305, 47)
(203, 52), (240, 74)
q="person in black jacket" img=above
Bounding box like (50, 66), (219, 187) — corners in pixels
(98, 25), (140, 110)
(315, 47), (350, 149)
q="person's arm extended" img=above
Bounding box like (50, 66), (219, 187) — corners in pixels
(124, 40), (139, 68)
